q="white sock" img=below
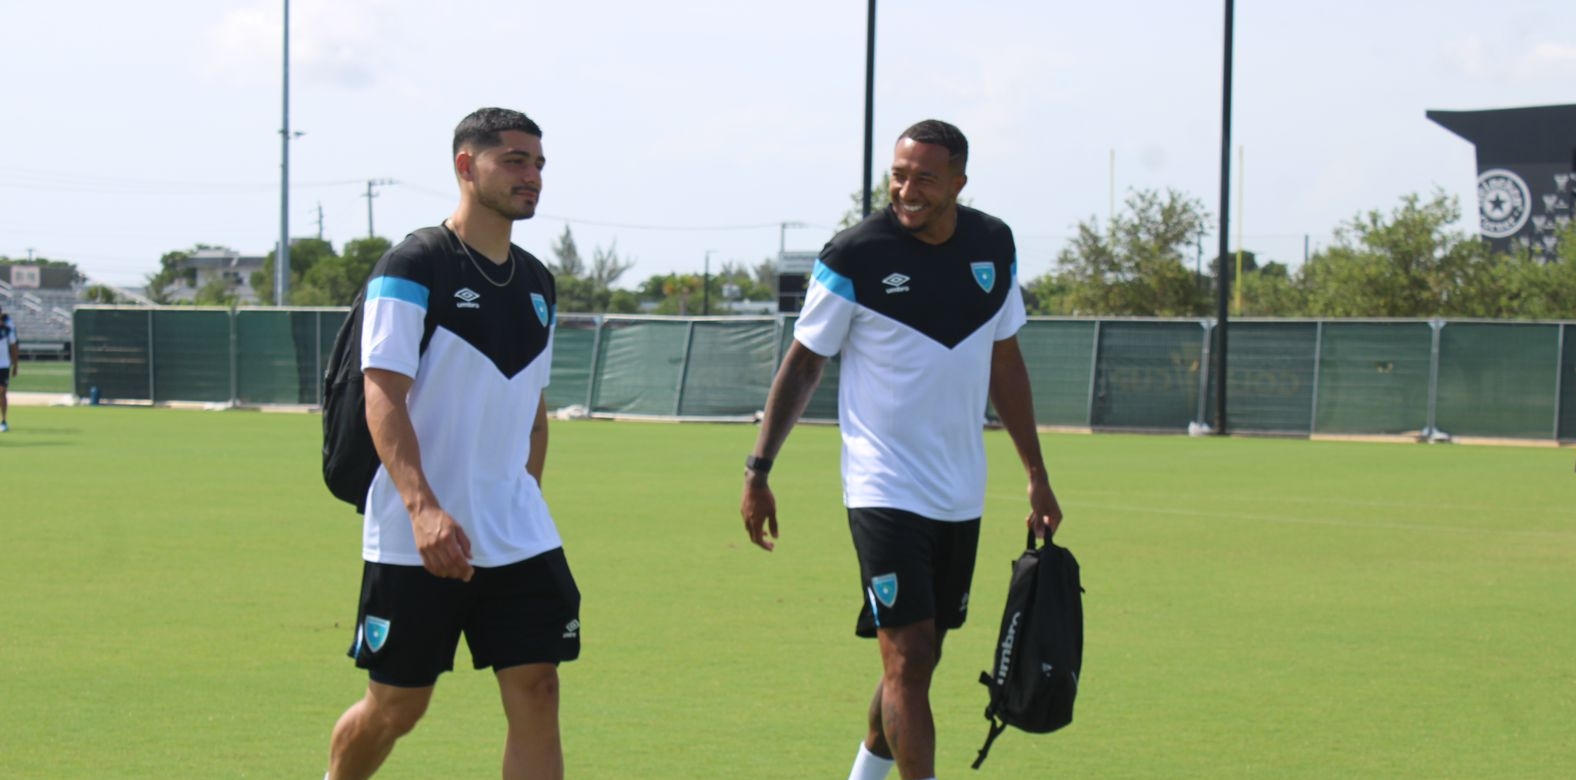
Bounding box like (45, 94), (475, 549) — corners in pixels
(847, 742), (895, 780)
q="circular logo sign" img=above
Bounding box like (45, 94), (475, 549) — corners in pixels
(1477, 168), (1532, 239)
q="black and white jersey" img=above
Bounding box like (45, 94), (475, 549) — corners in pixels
(0, 316), (14, 369)
(794, 206), (1026, 521)
(359, 225), (559, 568)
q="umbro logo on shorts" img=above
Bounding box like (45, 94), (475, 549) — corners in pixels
(562, 619), (580, 639)
(881, 273), (911, 294)
(454, 288), (482, 309)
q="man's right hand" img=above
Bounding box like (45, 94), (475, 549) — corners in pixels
(740, 476), (780, 552)
(411, 506), (474, 581)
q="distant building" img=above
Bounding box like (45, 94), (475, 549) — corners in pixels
(1428, 103), (1576, 261)
(167, 248), (266, 303)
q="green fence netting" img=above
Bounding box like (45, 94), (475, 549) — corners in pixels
(236, 310), (340, 406)
(1017, 320), (1097, 426)
(1560, 324), (1576, 441)
(779, 315), (840, 422)
(1225, 322), (1318, 434)
(1314, 322), (1433, 435)
(74, 308), (151, 400)
(590, 319), (691, 416)
(548, 316), (599, 411)
(69, 309), (1576, 441)
(1091, 321), (1207, 430)
(150, 309), (232, 403)
(678, 320), (777, 417)
(1435, 322), (1560, 439)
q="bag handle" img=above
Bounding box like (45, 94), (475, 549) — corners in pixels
(971, 716), (1008, 769)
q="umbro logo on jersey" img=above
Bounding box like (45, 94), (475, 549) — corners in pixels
(882, 273), (911, 294)
(563, 618), (580, 639)
(454, 288), (482, 309)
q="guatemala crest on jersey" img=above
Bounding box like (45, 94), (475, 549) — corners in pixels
(970, 261), (996, 293)
(531, 292), (550, 326)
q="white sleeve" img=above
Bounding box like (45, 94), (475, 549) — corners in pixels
(994, 264), (1027, 340)
(793, 260), (856, 357)
(360, 275), (429, 378)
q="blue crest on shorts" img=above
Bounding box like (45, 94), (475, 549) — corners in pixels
(531, 292), (550, 326)
(971, 262), (996, 293)
(364, 616), (391, 653)
(871, 573), (899, 608)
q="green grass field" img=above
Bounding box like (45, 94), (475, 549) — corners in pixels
(2, 407), (1573, 778)
(9, 360), (72, 393)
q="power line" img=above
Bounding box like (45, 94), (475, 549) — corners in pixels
(0, 166), (363, 194)
(401, 181), (829, 233)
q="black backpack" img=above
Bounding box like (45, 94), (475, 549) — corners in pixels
(972, 531), (1084, 769)
(320, 228), (448, 513)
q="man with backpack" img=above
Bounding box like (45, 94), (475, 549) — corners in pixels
(323, 107), (578, 780)
(739, 120), (1065, 780)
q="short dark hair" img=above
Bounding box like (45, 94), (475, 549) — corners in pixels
(899, 119), (968, 172)
(453, 108), (542, 157)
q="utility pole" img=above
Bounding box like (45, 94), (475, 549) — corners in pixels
(703, 249), (716, 316)
(315, 202), (324, 240)
(364, 179), (398, 239)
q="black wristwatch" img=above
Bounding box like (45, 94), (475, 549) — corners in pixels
(745, 455), (773, 474)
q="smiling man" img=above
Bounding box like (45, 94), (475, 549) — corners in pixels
(324, 108), (577, 780)
(740, 119), (1065, 780)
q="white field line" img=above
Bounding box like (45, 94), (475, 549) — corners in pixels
(984, 493), (1576, 540)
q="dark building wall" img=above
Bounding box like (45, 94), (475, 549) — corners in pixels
(1428, 104), (1576, 260)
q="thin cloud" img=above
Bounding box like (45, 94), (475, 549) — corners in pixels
(1442, 34), (1576, 84)
(1512, 41), (1576, 81)
(202, 0), (387, 89)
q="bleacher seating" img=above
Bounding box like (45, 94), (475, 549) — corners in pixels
(0, 284), (78, 357)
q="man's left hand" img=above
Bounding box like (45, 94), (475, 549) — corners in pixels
(1026, 477), (1063, 540)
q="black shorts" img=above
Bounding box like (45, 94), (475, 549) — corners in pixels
(0, 368), (9, 388)
(346, 548), (581, 687)
(848, 507), (981, 638)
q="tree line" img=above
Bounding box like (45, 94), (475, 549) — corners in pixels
(1027, 189), (1576, 319)
(37, 186), (1576, 320)
(136, 226), (778, 314)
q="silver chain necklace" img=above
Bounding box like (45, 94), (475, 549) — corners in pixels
(448, 222), (516, 288)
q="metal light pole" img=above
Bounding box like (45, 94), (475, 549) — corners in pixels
(861, 0), (877, 219)
(277, 0), (292, 306)
(1211, 0), (1235, 434)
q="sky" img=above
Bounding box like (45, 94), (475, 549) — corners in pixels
(2, 0), (1573, 291)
